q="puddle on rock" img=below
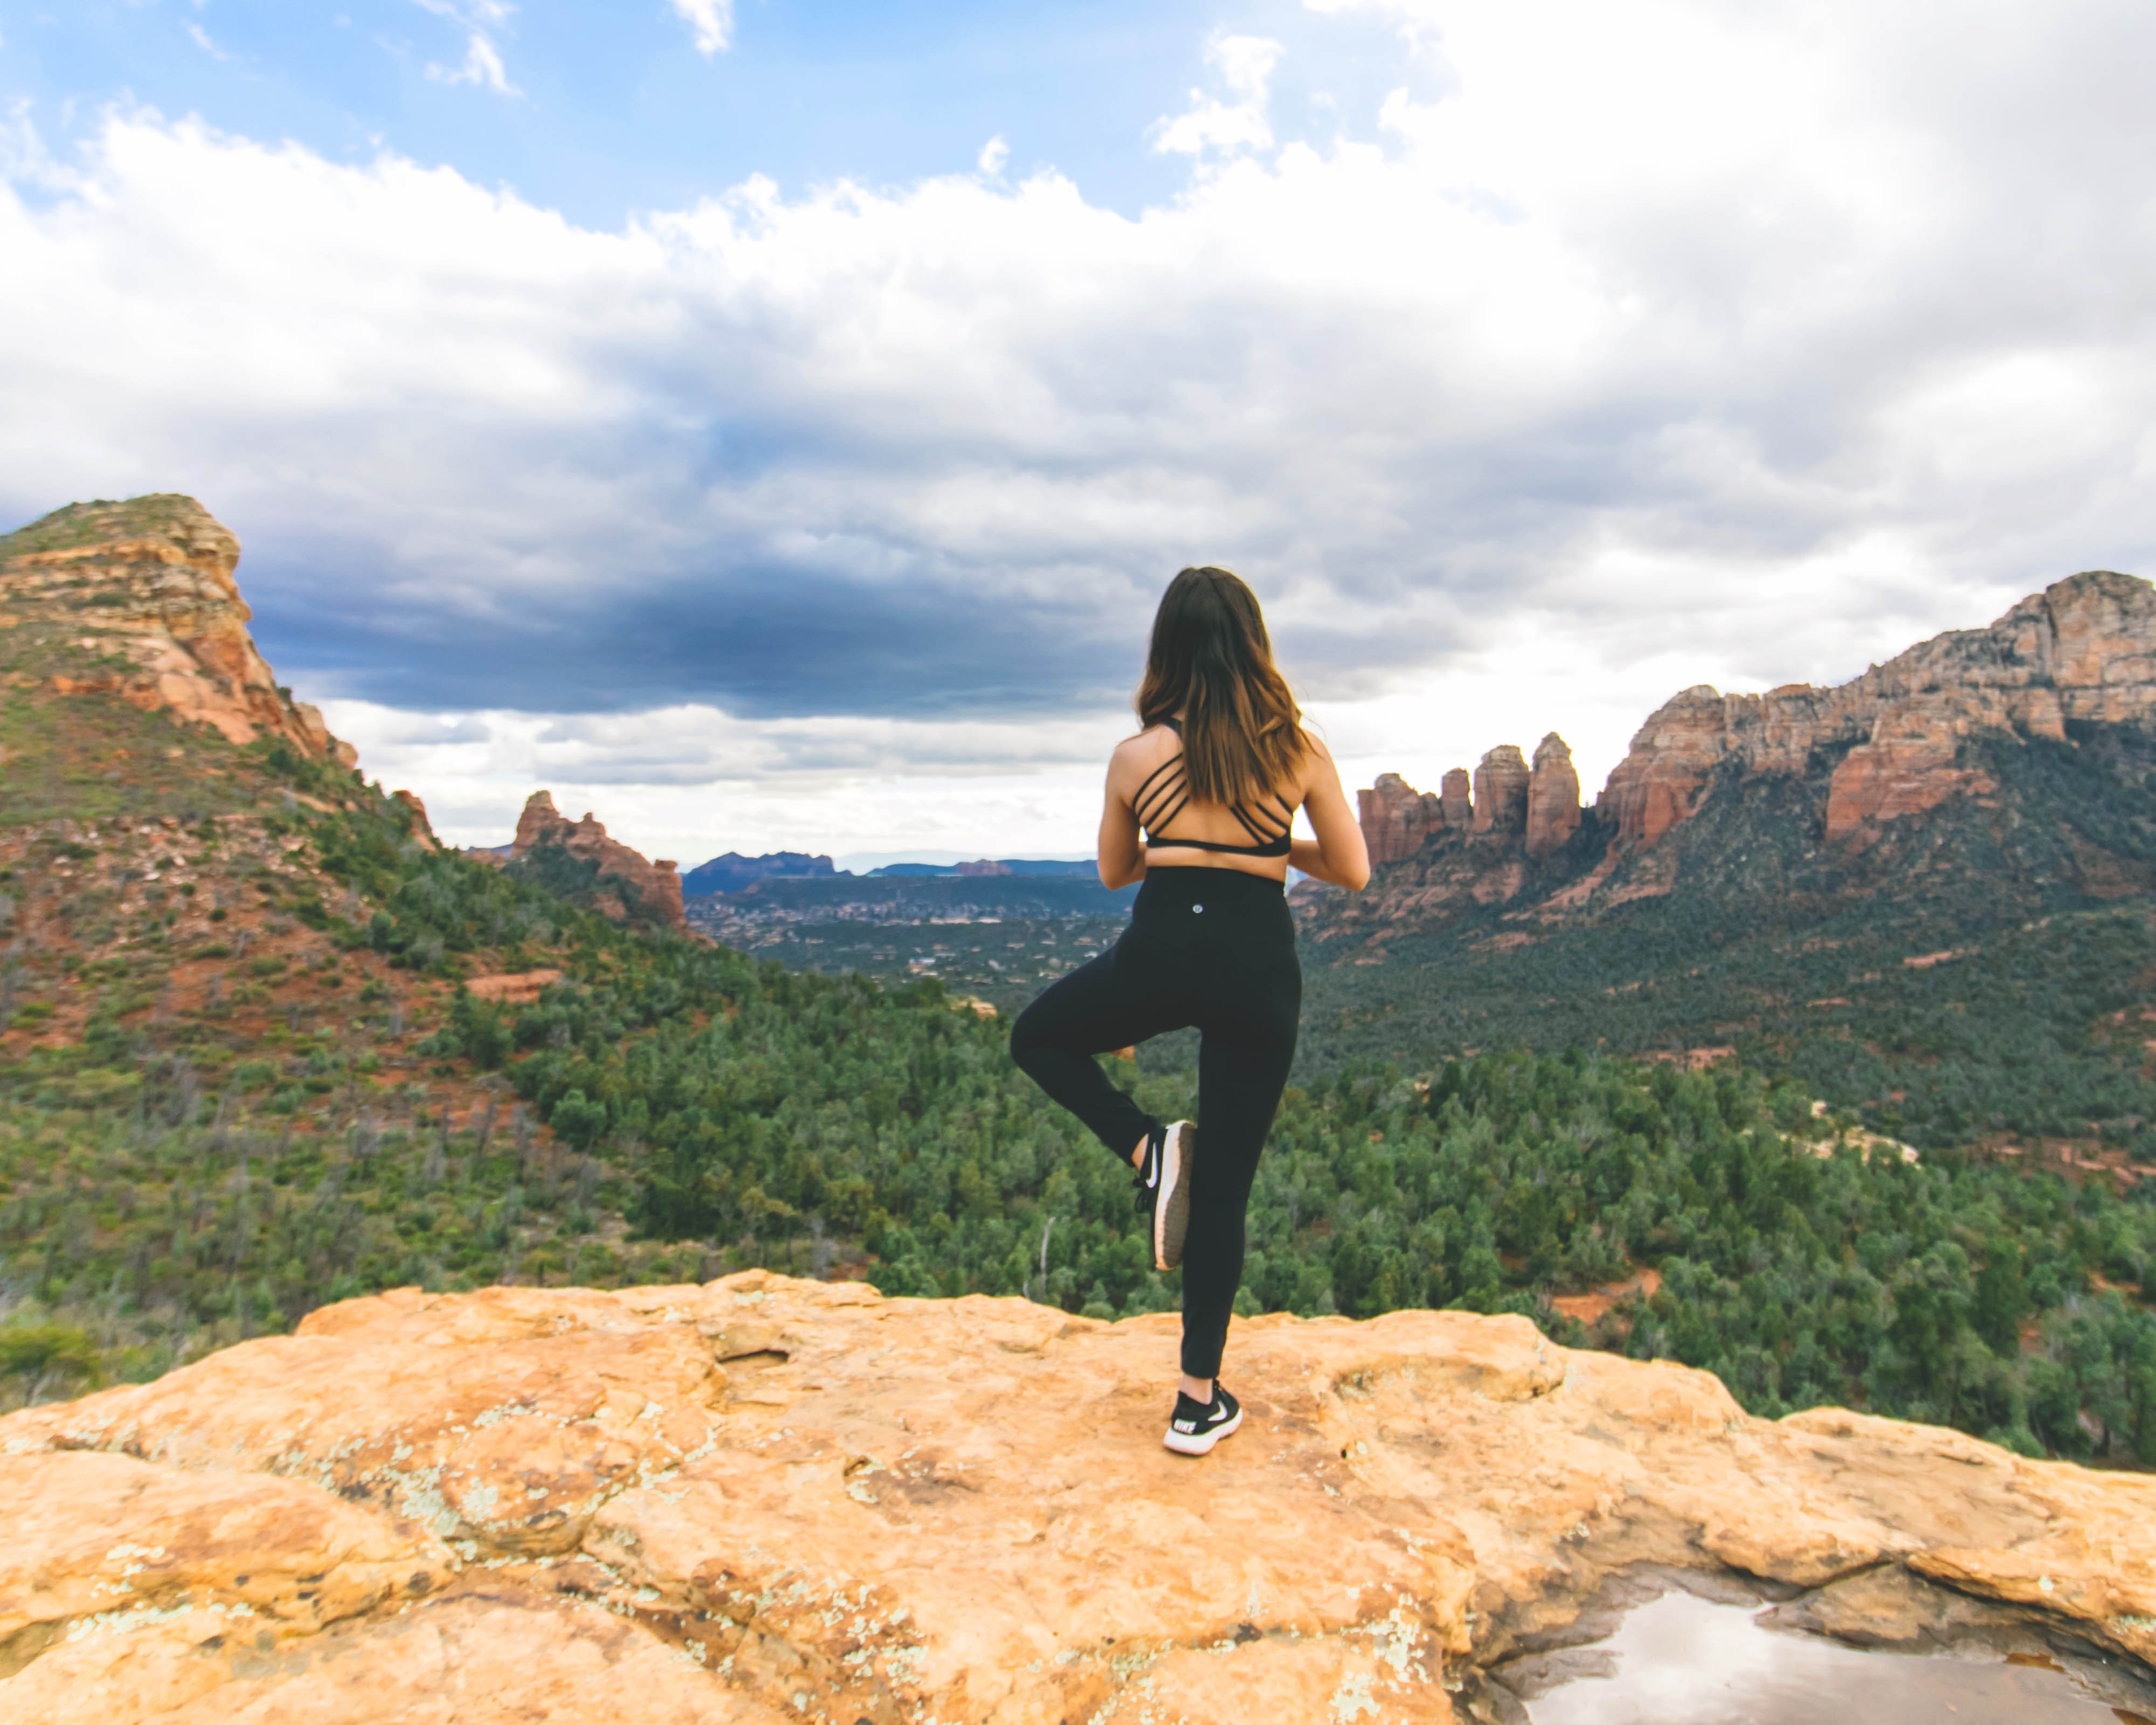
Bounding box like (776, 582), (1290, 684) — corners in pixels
(1514, 1590), (2152, 1725)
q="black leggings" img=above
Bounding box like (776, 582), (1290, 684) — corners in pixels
(1010, 866), (1300, 1379)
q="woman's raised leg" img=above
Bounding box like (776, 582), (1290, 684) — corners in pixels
(1009, 946), (1188, 1162)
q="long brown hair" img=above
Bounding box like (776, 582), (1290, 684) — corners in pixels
(1136, 566), (1309, 806)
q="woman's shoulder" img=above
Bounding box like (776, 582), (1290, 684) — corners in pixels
(1107, 722), (1178, 786)
(1113, 721), (1181, 757)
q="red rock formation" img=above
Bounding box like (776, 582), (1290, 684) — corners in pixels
(1317, 570), (2156, 944)
(511, 791), (687, 933)
(954, 859), (1014, 877)
(389, 790), (439, 850)
(1526, 733), (1582, 858)
(1598, 685), (1731, 848)
(1597, 571), (2156, 851)
(1823, 693), (1998, 844)
(1470, 746), (1529, 835)
(1357, 772), (1445, 864)
(0, 495), (358, 769)
(1440, 768), (1473, 832)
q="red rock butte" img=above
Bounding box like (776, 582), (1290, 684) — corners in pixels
(480, 789), (688, 933)
(0, 1274), (2150, 1721)
(0, 495), (358, 769)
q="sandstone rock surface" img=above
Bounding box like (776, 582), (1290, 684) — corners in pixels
(1524, 733), (1581, 859)
(1598, 569), (2156, 851)
(1440, 768), (1474, 833)
(511, 789), (688, 933)
(389, 788), (440, 848)
(1470, 745), (1530, 836)
(2, 1273), (2148, 1723)
(0, 495), (358, 769)
(1359, 772), (1446, 865)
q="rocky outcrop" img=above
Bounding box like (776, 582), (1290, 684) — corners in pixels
(388, 788), (439, 849)
(1525, 733), (1582, 858)
(1599, 570), (2156, 851)
(1471, 744), (1530, 835)
(1822, 692), (2000, 845)
(1597, 684), (1735, 850)
(1324, 570), (2156, 941)
(1358, 772), (1446, 864)
(0, 1273), (2148, 1722)
(511, 790), (687, 933)
(0, 495), (357, 769)
(1440, 768), (1473, 832)
(1340, 738), (1583, 927)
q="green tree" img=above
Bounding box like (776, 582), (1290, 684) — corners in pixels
(0, 1324), (102, 1407)
(550, 1088), (607, 1153)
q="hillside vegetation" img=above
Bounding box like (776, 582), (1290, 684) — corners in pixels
(0, 685), (2148, 1463)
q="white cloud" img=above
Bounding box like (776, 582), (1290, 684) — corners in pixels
(6, 0), (2156, 856)
(184, 22), (234, 63)
(668, 0), (733, 58)
(413, 0), (520, 95)
(977, 135), (1010, 177)
(1152, 35), (1285, 157)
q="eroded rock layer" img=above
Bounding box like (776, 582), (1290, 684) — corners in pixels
(0, 495), (358, 768)
(1, 1274), (2148, 1723)
(1333, 570), (2156, 937)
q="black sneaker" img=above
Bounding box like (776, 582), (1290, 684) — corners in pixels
(1133, 1119), (1196, 1272)
(1163, 1384), (1241, 1456)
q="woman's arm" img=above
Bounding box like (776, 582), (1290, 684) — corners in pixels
(1097, 745), (1147, 890)
(1291, 735), (1371, 891)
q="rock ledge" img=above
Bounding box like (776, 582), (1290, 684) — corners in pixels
(1, 1274), (2151, 1722)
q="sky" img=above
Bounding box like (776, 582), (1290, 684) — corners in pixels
(3, 0), (2153, 866)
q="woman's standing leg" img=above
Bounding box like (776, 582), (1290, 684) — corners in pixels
(1176, 1019), (1296, 1382)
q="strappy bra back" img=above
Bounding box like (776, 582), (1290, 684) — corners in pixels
(1133, 717), (1295, 859)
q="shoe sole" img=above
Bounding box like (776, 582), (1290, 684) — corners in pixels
(1155, 1120), (1194, 1272)
(1163, 1406), (1242, 1456)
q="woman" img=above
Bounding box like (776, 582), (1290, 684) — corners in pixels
(1010, 566), (1370, 1455)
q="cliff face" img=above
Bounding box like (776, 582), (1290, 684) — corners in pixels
(0, 1273), (2147, 1722)
(507, 789), (688, 933)
(0, 495), (358, 769)
(1328, 570), (2156, 939)
(1599, 570), (2155, 853)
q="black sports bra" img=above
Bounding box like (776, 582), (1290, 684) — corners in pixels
(1133, 717), (1295, 859)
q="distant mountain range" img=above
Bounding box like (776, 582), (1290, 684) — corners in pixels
(863, 859), (1095, 880)
(679, 853), (1094, 894)
(680, 850), (838, 895)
